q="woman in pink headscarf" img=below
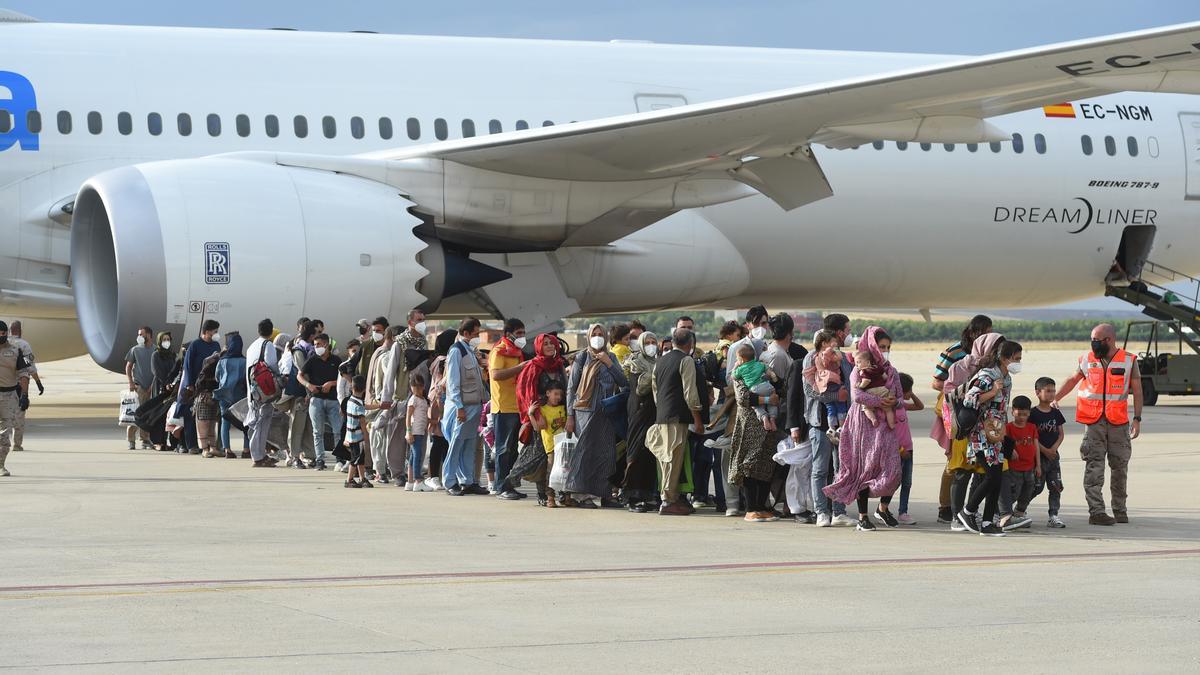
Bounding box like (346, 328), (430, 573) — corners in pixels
(823, 326), (906, 531)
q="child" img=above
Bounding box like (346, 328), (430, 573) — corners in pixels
(854, 350), (896, 429)
(895, 373), (925, 525)
(999, 396), (1039, 530)
(343, 375), (373, 488)
(195, 351), (222, 458)
(1029, 377), (1067, 528)
(805, 344), (848, 436)
(732, 344), (779, 431)
(404, 374), (434, 492)
(531, 383), (568, 507)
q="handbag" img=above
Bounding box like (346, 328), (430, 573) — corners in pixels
(119, 390), (139, 427)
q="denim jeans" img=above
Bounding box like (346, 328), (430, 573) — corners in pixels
(441, 403), (482, 489)
(690, 436), (725, 508)
(493, 412), (520, 486)
(898, 451), (914, 514)
(408, 435), (426, 480)
(809, 427), (846, 516)
(218, 401), (248, 452)
(308, 397), (342, 464)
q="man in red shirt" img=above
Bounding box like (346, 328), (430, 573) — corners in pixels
(999, 396), (1040, 530)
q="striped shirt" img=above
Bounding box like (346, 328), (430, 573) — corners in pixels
(933, 340), (967, 382)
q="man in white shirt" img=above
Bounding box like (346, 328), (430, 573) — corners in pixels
(245, 319), (280, 467)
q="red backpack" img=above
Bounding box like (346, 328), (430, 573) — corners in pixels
(251, 340), (280, 399)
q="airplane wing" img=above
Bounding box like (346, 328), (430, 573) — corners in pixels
(356, 20), (1200, 211)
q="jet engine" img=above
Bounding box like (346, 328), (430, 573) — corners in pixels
(71, 158), (509, 372)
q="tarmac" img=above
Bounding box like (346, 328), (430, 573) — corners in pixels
(1, 348), (1197, 673)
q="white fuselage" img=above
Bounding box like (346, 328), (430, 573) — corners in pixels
(1, 23), (1198, 360)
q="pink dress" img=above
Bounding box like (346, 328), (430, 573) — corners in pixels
(823, 364), (905, 503)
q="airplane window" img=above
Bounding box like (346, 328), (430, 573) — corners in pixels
(87, 111), (103, 135)
(1148, 136), (1159, 158)
(207, 114), (221, 137)
(462, 119), (476, 138)
(944, 143), (955, 151)
(966, 143), (978, 152)
(235, 114), (250, 138)
(515, 120), (529, 130)
(378, 117), (393, 140)
(264, 115), (279, 138)
(989, 142), (1002, 153)
(1104, 135), (1116, 156)
(57, 111), (72, 134)
(25, 110), (41, 134)
(1081, 135), (1093, 155)
(434, 118), (448, 140)
(147, 113), (162, 136)
(489, 120), (502, 134)
(1127, 136), (1138, 157)
(872, 141), (884, 150)
(895, 141), (907, 150)
(322, 116), (337, 139)
(294, 115), (308, 138)
(920, 142), (931, 151)
(1034, 133), (1046, 154)
(178, 113), (192, 136)
(0, 110), (9, 133)
(406, 117), (420, 140)
(542, 120), (554, 127)
(351, 116), (365, 139)
(1011, 133), (1024, 154)
(117, 112), (132, 136)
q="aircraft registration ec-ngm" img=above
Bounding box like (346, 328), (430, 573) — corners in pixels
(0, 9), (1198, 371)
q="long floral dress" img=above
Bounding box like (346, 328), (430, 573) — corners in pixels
(727, 379), (778, 486)
(963, 366), (1010, 467)
(823, 364), (905, 504)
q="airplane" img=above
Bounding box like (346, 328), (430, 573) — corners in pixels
(1, 9), (1199, 372)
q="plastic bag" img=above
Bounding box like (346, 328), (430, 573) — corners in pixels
(165, 402), (184, 432)
(119, 390), (139, 427)
(772, 436), (813, 466)
(548, 432), (574, 492)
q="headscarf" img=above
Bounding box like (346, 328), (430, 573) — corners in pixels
(273, 332), (291, 354)
(493, 333), (523, 359)
(573, 323), (607, 410)
(625, 331), (658, 396)
(434, 329), (458, 357)
(516, 333), (566, 423)
(945, 332), (1005, 391)
(857, 325), (892, 372)
(155, 331), (173, 354)
(221, 333), (244, 359)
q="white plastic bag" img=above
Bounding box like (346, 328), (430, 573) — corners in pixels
(165, 402), (184, 432)
(119, 390), (139, 427)
(775, 437), (815, 514)
(548, 432), (574, 492)
(772, 436), (813, 466)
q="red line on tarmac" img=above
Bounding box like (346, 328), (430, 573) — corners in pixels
(3, 548), (1196, 593)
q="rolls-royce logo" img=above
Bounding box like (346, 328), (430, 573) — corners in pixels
(205, 242), (230, 284)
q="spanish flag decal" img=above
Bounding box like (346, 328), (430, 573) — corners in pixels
(1044, 103), (1077, 118)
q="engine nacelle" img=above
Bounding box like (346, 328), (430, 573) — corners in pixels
(71, 158), (508, 372)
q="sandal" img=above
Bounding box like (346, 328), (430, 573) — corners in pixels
(224, 449), (237, 459)
(559, 494), (578, 508)
(545, 494), (558, 508)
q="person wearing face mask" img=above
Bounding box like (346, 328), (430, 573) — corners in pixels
(621, 331), (660, 512)
(440, 318), (488, 496)
(379, 309), (430, 486)
(122, 326), (156, 450)
(357, 316), (389, 378)
(489, 318), (529, 500)
(177, 320), (222, 455)
(0, 320), (33, 477)
(1054, 323), (1142, 526)
(151, 331), (180, 399)
(563, 323), (629, 508)
(823, 326), (905, 531)
(297, 333), (341, 470)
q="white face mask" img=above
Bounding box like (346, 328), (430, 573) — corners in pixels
(589, 335), (606, 351)
(644, 344), (658, 357)
(136, 335), (146, 347)
(630, 341), (642, 353)
(751, 326), (768, 340)
(469, 336), (482, 349)
(372, 331), (383, 343)
(315, 346), (327, 357)
(161, 340), (172, 350)
(513, 336), (527, 349)
(1007, 362), (1023, 374)
(413, 321), (427, 335)
(880, 351), (890, 363)
(211, 333), (221, 343)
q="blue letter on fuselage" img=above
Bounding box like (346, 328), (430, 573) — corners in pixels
(0, 71), (39, 152)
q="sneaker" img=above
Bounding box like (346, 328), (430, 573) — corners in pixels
(956, 509), (980, 533)
(1004, 515), (1032, 531)
(979, 522), (1006, 537)
(1114, 512), (1129, 524)
(1047, 515), (1066, 528)
(447, 485), (465, 496)
(425, 477), (444, 491)
(725, 508), (744, 517)
(937, 507), (953, 523)
(873, 508), (899, 528)
(339, 463), (350, 474)
(486, 480), (495, 494)
(0, 467), (10, 477)
(856, 518), (877, 531)
(744, 511), (771, 523)
(1089, 513), (1116, 526)
(950, 519), (967, 532)
(361, 479), (374, 488)
(691, 499), (710, 509)
(816, 513), (832, 527)
(659, 502), (692, 516)
(404, 482), (415, 492)
(830, 514), (857, 528)
(498, 490), (523, 501)
(140, 442), (153, 450)
(897, 513), (917, 525)
(794, 512), (817, 524)
(464, 484), (490, 496)
(334, 461), (346, 472)
(378, 474), (389, 484)
(128, 440), (136, 450)
(411, 480), (432, 492)
(314, 460), (327, 471)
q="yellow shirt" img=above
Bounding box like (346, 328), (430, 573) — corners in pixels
(611, 342), (631, 366)
(540, 404), (567, 454)
(487, 346), (522, 413)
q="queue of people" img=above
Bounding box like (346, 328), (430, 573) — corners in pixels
(93, 309), (1144, 535)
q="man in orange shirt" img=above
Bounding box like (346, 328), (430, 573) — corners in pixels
(489, 318), (529, 500)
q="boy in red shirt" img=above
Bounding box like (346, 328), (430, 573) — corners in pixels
(999, 396), (1040, 530)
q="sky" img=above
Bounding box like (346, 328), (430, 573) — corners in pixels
(6, 1), (1198, 312)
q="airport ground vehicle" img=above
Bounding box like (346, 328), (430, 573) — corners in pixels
(1115, 263), (1200, 405)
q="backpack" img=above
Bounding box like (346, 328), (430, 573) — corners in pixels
(250, 340), (280, 401)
